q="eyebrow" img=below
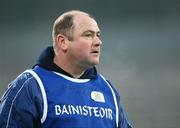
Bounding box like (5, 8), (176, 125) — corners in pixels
(83, 30), (100, 34)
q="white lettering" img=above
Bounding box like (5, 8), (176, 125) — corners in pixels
(55, 105), (61, 115)
(61, 105), (69, 115)
(99, 108), (105, 118)
(68, 105), (72, 114)
(87, 106), (93, 116)
(71, 105), (80, 115)
(93, 107), (99, 117)
(108, 108), (113, 120)
(79, 106), (83, 115)
(54, 104), (113, 120)
(82, 106), (88, 116)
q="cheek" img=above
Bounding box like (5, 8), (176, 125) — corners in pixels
(75, 40), (92, 52)
(69, 41), (91, 58)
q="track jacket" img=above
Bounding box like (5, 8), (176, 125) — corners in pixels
(0, 46), (132, 128)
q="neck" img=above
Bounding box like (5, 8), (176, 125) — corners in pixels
(53, 56), (85, 78)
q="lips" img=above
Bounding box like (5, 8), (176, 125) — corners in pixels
(91, 50), (99, 54)
(91, 50), (99, 53)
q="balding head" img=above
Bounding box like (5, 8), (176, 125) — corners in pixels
(52, 10), (93, 47)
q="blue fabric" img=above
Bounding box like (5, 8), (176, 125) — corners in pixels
(34, 66), (116, 128)
(0, 67), (132, 128)
(0, 73), (42, 128)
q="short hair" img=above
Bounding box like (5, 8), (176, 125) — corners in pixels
(52, 10), (93, 47)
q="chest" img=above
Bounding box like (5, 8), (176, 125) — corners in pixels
(39, 73), (116, 128)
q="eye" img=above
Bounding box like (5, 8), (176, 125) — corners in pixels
(96, 33), (100, 38)
(84, 33), (93, 37)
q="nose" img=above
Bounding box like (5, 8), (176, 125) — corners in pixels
(93, 36), (102, 46)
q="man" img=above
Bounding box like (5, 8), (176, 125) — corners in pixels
(0, 10), (132, 128)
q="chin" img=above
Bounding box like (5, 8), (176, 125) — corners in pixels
(91, 60), (99, 65)
(83, 58), (100, 67)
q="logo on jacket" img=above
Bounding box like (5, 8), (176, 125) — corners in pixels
(91, 91), (105, 103)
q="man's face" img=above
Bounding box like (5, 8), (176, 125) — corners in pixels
(67, 14), (101, 69)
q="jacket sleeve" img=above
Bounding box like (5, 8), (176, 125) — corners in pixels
(0, 72), (43, 128)
(106, 80), (132, 128)
(118, 100), (132, 128)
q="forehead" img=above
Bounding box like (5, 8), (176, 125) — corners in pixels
(73, 14), (100, 32)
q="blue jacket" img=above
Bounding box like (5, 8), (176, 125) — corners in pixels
(0, 47), (132, 128)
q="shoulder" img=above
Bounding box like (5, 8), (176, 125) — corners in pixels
(0, 70), (41, 107)
(0, 70), (43, 127)
(7, 70), (38, 93)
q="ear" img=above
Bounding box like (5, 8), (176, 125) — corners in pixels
(56, 34), (68, 52)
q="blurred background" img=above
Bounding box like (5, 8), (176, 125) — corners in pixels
(0, 0), (180, 127)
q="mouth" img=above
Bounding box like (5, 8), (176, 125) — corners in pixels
(91, 50), (99, 53)
(91, 50), (99, 54)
